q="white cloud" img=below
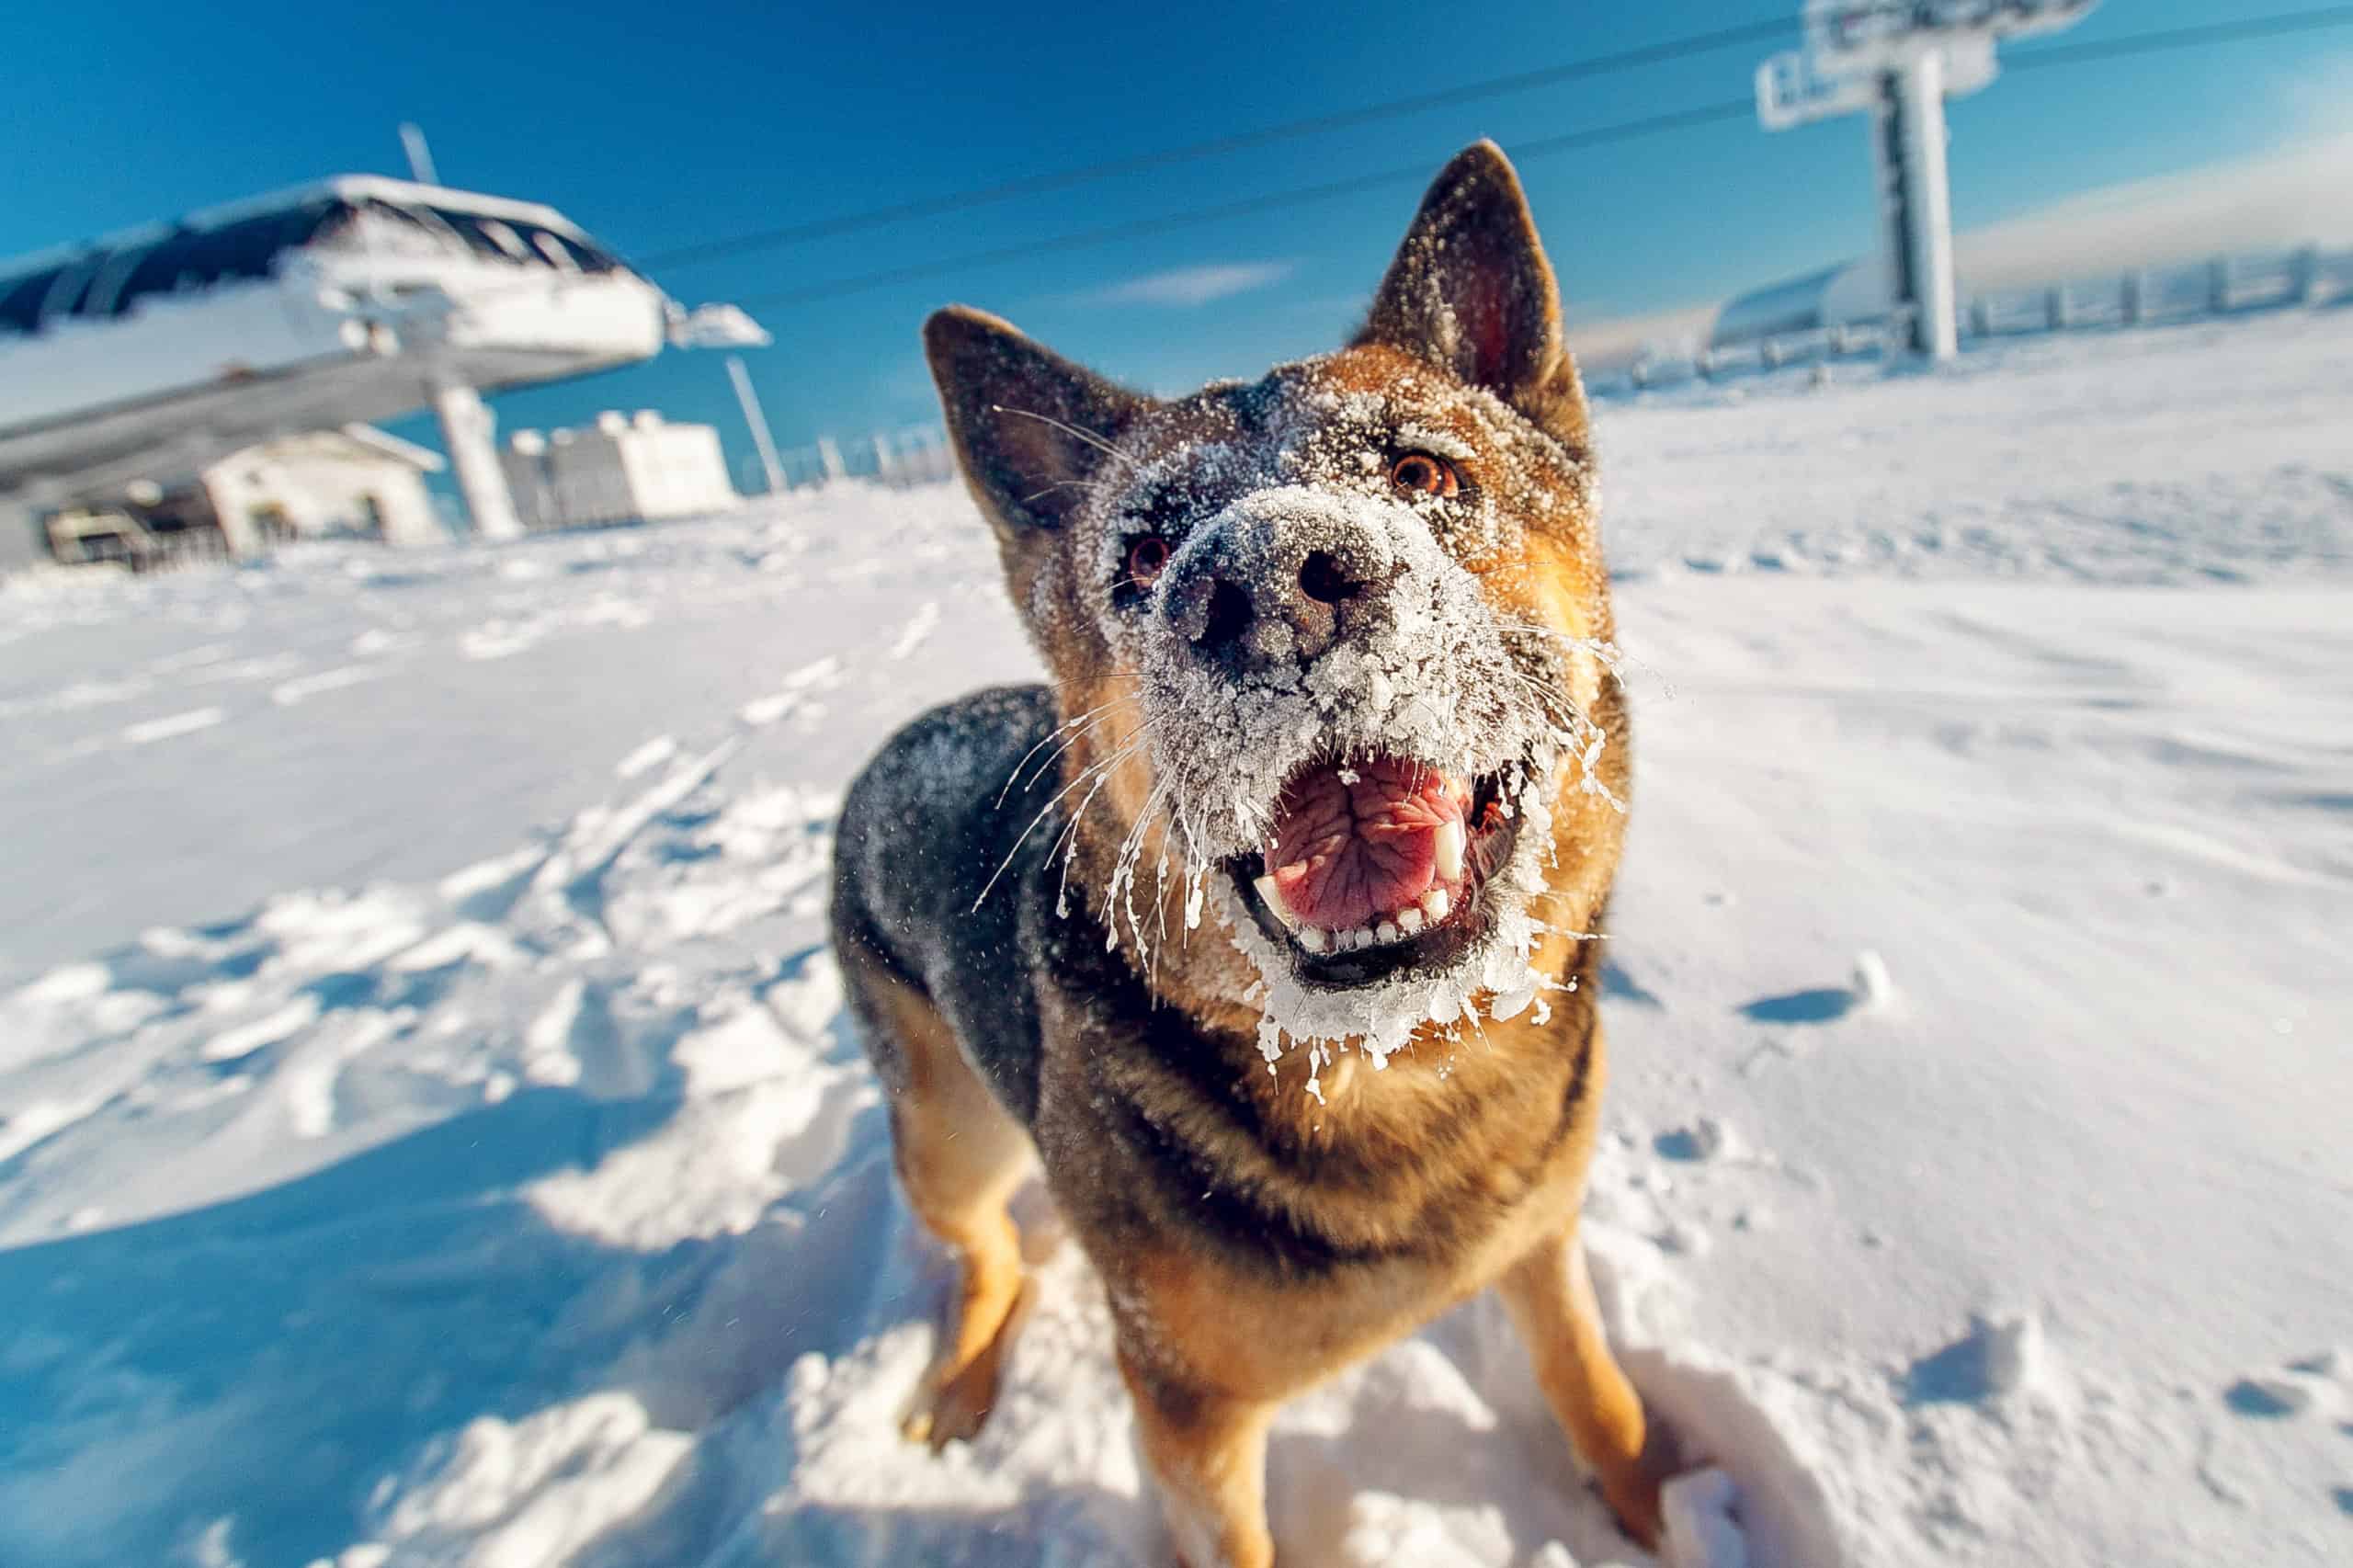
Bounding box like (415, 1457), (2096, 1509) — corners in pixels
(1949, 133), (2353, 290)
(1564, 301), (1722, 371)
(2284, 53), (2353, 141)
(1081, 261), (1296, 309)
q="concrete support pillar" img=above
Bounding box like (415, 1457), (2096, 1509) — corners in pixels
(0, 494), (44, 573)
(200, 472), (265, 558)
(432, 382), (522, 540)
(1888, 51), (1959, 361)
(816, 436), (847, 485)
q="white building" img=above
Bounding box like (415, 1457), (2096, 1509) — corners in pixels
(503, 411), (738, 531)
(200, 425), (444, 550)
(42, 425), (443, 568)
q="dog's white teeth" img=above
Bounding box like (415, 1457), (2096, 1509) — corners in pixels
(1421, 887), (1451, 924)
(1254, 874), (1301, 931)
(1434, 818), (1465, 880)
(1300, 915), (1433, 956)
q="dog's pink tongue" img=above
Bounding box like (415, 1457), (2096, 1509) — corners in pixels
(1265, 759), (1461, 933)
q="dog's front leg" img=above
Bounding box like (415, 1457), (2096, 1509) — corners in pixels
(1496, 1227), (1665, 1547)
(1119, 1346), (1278, 1568)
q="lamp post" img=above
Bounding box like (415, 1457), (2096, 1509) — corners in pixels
(726, 356), (787, 496)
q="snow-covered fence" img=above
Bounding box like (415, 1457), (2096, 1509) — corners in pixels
(1966, 245), (2343, 338)
(754, 423), (958, 494)
(1594, 244), (2353, 400)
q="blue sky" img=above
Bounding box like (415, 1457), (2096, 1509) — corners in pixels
(4, 0), (2347, 484)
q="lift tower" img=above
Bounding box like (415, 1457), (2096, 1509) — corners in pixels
(1756, 1), (2099, 360)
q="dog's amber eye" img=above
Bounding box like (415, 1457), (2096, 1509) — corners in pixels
(1390, 452), (1459, 498)
(1126, 534), (1170, 591)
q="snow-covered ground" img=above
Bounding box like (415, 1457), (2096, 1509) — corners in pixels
(3, 311), (2348, 1568)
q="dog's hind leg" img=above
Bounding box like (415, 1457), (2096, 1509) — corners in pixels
(1496, 1226), (1666, 1548)
(847, 949), (1035, 1449)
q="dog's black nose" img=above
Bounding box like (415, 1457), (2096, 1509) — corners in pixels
(1165, 528), (1390, 669)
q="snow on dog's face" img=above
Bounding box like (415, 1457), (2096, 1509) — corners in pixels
(926, 142), (1626, 1066)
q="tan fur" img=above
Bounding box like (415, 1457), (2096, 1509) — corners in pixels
(1498, 1229), (1663, 1543)
(870, 142), (1662, 1563)
(845, 945), (1035, 1448)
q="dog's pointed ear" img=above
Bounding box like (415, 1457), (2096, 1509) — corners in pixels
(1355, 142), (1582, 435)
(925, 306), (1149, 539)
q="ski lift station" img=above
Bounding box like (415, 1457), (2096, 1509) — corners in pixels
(0, 174), (753, 570)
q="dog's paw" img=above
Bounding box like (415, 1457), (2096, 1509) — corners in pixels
(1595, 1404), (1689, 1551)
(1600, 1468), (1666, 1553)
(902, 1355), (1002, 1449)
(901, 1275), (1038, 1450)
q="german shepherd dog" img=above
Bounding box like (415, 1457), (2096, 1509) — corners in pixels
(831, 142), (1658, 1565)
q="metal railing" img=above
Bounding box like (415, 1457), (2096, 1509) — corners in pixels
(1593, 244), (2353, 398)
(743, 423), (959, 495)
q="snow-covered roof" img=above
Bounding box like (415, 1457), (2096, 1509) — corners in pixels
(0, 177), (630, 342)
(331, 424), (445, 472)
(0, 176), (590, 277)
(209, 425), (447, 475)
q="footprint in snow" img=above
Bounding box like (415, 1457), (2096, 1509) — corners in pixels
(1736, 987), (1854, 1025)
(1735, 951), (1894, 1027)
(1654, 1118), (1737, 1164)
(1601, 959), (1665, 1008)
(2223, 1348), (2347, 1422)
(1903, 1313), (2049, 1406)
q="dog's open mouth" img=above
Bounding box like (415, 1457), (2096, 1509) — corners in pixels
(1232, 754), (1526, 987)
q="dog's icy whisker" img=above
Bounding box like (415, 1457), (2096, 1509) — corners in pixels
(1049, 724), (1157, 859)
(988, 403), (1139, 473)
(973, 717), (1157, 913)
(1111, 775), (1187, 959)
(1020, 477), (1115, 507)
(1050, 727), (1163, 918)
(1019, 700), (1147, 799)
(997, 693), (1134, 807)
(1497, 618), (1639, 688)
